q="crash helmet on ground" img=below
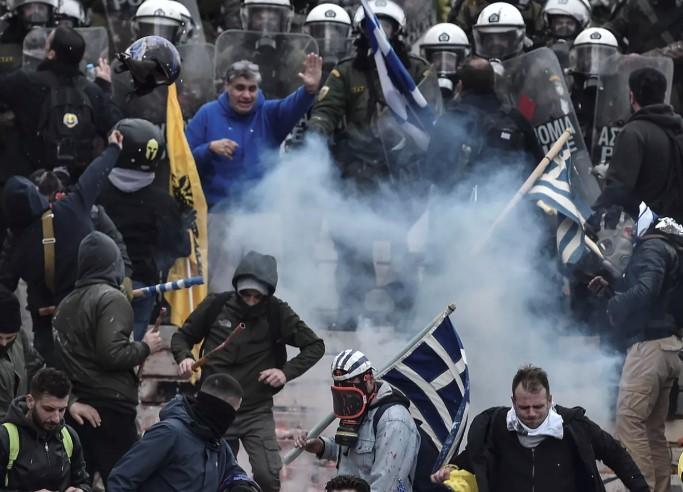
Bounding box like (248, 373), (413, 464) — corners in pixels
(304, 4), (352, 58)
(168, 0), (195, 43)
(116, 35), (181, 94)
(352, 0), (406, 39)
(570, 27), (619, 75)
(543, 0), (591, 39)
(240, 0), (293, 34)
(113, 118), (165, 172)
(55, 0), (89, 28)
(9, 0), (58, 27)
(133, 0), (184, 43)
(473, 2), (526, 61)
(420, 23), (470, 76)
(332, 349), (374, 383)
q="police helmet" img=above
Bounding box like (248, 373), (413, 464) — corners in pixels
(240, 0), (294, 34)
(133, 0), (184, 44)
(420, 23), (470, 75)
(570, 27), (619, 75)
(116, 36), (181, 95)
(10, 0), (58, 27)
(472, 2), (525, 60)
(353, 0), (406, 38)
(55, 0), (89, 28)
(304, 4), (352, 59)
(543, 0), (591, 39)
(168, 0), (196, 43)
(332, 349), (374, 382)
(114, 118), (165, 172)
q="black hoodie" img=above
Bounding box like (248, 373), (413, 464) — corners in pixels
(597, 104), (683, 220)
(0, 396), (91, 492)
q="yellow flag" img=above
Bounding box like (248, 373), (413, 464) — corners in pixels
(164, 83), (208, 327)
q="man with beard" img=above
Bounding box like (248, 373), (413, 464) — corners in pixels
(171, 250), (325, 492)
(0, 367), (91, 492)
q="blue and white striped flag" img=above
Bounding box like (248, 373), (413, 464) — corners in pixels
(359, 0), (434, 149)
(527, 149), (592, 265)
(381, 313), (469, 470)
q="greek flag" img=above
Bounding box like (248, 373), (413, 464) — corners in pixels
(527, 149), (592, 265)
(381, 313), (469, 470)
(359, 0), (434, 149)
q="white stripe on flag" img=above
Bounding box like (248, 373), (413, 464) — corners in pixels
(396, 362), (454, 430)
(529, 186), (585, 222)
(373, 51), (408, 121)
(558, 218), (583, 264)
(407, 401), (441, 447)
(425, 337), (465, 394)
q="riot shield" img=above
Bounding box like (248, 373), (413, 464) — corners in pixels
(174, 0), (206, 43)
(214, 30), (318, 99)
(97, 0), (140, 55)
(111, 59), (168, 125)
(177, 43), (216, 118)
(22, 27), (109, 71)
(499, 47), (601, 207)
(394, 0), (436, 46)
(312, 35), (353, 82)
(591, 54), (674, 166)
(0, 43), (22, 73)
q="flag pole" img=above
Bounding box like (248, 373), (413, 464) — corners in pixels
(282, 303), (456, 465)
(473, 128), (573, 255)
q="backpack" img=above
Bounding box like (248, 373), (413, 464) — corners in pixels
(199, 292), (287, 369)
(371, 395), (451, 492)
(35, 71), (97, 167)
(2, 422), (73, 487)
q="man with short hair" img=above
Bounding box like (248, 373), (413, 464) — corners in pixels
(431, 365), (649, 492)
(594, 67), (683, 222)
(107, 373), (260, 492)
(0, 367), (91, 492)
(325, 475), (371, 492)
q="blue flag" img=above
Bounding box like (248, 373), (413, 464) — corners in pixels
(382, 314), (470, 470)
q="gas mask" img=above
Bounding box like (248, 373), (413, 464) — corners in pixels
(594, 209), (635, 280)
(330, 374), (376, 446)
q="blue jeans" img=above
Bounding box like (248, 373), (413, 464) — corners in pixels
(132, 280), (156, 341)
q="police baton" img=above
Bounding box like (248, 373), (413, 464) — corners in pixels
(191, 322), (246, 371)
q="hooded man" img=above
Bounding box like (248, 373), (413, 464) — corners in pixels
(0, 130), (123, 366)
(295, 349), (421, 491)
(171, 250), (325, 492)
(52, 231), (164, 485)
(107, 373), (260, 492)
(0, 367), (91, 492)
(0, 285), (43, 419)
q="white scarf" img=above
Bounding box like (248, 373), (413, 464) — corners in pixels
(506, 404), (564, 448)
(108, 168), (155, 193)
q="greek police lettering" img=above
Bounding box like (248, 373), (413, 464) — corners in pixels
(533, 116), (578, 154)
(597, 126), (621, 164)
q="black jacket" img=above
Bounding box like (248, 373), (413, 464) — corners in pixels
(0, 396), (91, 492)
(453, 405), (648, 492)
(608, 234), (680, 348)
(53, 231), (149, 413)
(595, 104), (683, 220)
(0, 145), (121, 316)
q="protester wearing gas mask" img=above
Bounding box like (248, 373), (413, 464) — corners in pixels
(295, 349), (420, 491)
(107, 373), (261, 492)
(587, 207), (683, 492)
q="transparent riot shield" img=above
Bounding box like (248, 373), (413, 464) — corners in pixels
(499, 47), (601, 207)
(214, 30), (318, 99)
(177, 43), (216, 118)
(22, 27), (109, 72)
(111, 59), (168, 125)
(0, 43), (22, 73)
(393, 0), (436, 46)
(175, 0), (206, 43)
(591, 54), (674, 166)
(98, 0), (140, 55)
(313, 35), (353, 82)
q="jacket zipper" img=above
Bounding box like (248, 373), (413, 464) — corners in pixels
(531, 448), (535, 492)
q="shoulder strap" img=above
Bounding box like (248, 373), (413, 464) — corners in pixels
(2, 422), (19, 487)
(265, 299), (286, 368)
(60, 427), (73, 462)
(41, 210), (56, 293)
(371, 396), (410, 435)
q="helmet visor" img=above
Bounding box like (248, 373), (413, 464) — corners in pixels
(305, 23), (351, 58)
(422, 48), (467, 75)
(570, 44), (618, 75)
(244, 5), (291, 33)
(19, 3), (50, 26)
(473, 26), (524, 60)
(136, 20), (181, 43)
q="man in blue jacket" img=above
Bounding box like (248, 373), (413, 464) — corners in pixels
(107, 373), (260, 492)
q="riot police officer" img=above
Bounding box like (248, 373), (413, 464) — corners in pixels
(472, 2), (527, 64)
(419, 22), (471, 100)
(55, 0), (89, 28)
(241, 0), (294, 33)
(304, 2), (352, 77)
(132, 0), (184, 44)
(0, 0), (58, 43)
(542, 0), (592, 68)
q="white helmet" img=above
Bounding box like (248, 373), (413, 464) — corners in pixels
(420, 23), (470, 71)
(353, 0), (406, 38)
(473, 2), (526, 60)
(134, 0), (184, 43)
(570, 27), (619, 75)
(543, 0), (591, 39)
(241, 0), (294, 34)
(305, 4), (352, 60)
(168, 0), (196, 43)
(332, 349), (374, 382)
(10, 0), (58, 27)
(55, 0), (88, 27)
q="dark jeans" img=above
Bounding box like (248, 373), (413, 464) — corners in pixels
(66, 405), (138, 484)
(32, 312), (55, 367)
(132, 280), (156, 341)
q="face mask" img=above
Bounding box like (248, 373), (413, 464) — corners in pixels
(192, 392), (237, 438)
(596, 211), (635, 280)
(331, 382), (374, 446)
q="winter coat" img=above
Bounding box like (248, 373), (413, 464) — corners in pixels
(171, 250), (325, 412)
(97, 181), (190, 284)
(52, 231), (149, 413)
(0, 145), (121, 317)
(608, 235), (680, 348)
(319, 382), (421, 492)
(0, 396), (91, 492)
(185, 87), (314, 208)
(452, 405), (649, 492)
(0, 331), (42, 420)
(596, 104), (683, 221)
(107, 395), (253, 492)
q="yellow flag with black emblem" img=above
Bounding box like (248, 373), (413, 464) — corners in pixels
(164, 83), (208, 327)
